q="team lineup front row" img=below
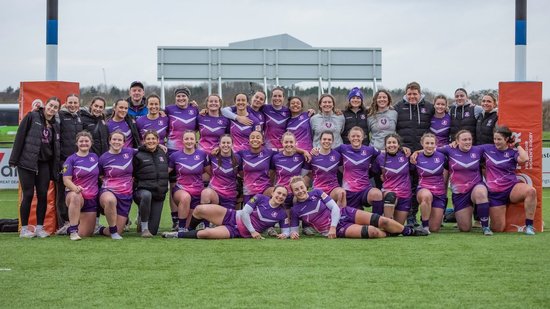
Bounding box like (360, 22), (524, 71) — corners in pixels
(12, 106), (537, 240)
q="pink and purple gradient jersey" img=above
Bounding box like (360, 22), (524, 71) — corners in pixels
(480, 144), (520, 192)
(165, 104), (198, 151)
(336, 144), (379, 192)
(107, 119), (134, 148)
(229, 113), (262, 153)
(63, 153), (99, 200)
(309, 150), (341, 193)
(238, 148), (275, 196)
(290, 189), (336, 235)
(197, 114), (229, 154)
(286, 112), (313, 151)
(240, 194), (288, 232)
(208, 153), (242, 198)
(169, 149), (209, 196)
(263, 104), (290, 149)
(438, 145), (484, 194)
(271, 152), (308, 191)
(430, 114), (451, 147)
(99, 148), (136, 195)
(375, 151), (412, 199)
(227, 106), (265, 131)
(136, 115), (168, 145)
(414, 151), (447, 196)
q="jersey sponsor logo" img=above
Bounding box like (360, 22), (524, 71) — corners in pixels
(89, 156), (96, 162)
(194, 155), (201, 160)
(271, 211), (278, 218)
(470, 153), (477, 159)
(217, 119), (224, 125)
(442, 120), (448, 125)
(299, 115), (304, 120)
(123, 153), (129, 159)
(188, 110), (195, 115)
(329, 155), (336, 162)
(434, 157), (441, 163)
(398, 156), (405, 163)
(293, 156), (299, 162)
(158, 120), (164, 126)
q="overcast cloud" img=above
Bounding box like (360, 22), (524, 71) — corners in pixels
(1, 0), (549, 98)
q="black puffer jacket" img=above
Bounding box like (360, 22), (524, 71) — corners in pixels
(133, 145), (169, 200)
(9, 108), (60, 180)
(476, 109), (498, 145)
(449, 104), (477, 142)
(342, 107), (370, 145)
(80, 108), (109, 156)
(394, 98), (434, 151)
(58, 108), (83, 161)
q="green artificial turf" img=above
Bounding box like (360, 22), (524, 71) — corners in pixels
(0, 189), (549, 308)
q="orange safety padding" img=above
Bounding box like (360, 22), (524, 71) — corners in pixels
(17, 81), (80, 234)
(498, 82), (543, 232)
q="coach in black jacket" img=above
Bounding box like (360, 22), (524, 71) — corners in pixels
(133, 131), (169, 236)
(394, 82), (434, 227)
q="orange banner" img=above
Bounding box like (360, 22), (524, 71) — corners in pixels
(18, 81), (80, 234)
(498, 82), (543, 232)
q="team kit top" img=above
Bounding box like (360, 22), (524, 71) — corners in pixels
(62, 152), (100, 200)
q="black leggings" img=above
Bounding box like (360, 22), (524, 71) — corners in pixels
(134, 189), (164, 235)
(56, 178), (69, 226)
(18, 162), (51, 226)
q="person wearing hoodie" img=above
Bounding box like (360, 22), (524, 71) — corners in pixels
(81, 96), (110, 156)
(310, 94), (345, 148)
(367, 89), (398, 150)
(476, 93), (498, 145)
(394, 82), (434, 227)
(449, 88), (482, 142)
(55, 94), (83, 234)
(10, 97), (61, 238)
(342, 87), (369, 145)
(126, 81), (148, 118)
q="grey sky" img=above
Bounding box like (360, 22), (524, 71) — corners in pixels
(1, 0), (549, 99)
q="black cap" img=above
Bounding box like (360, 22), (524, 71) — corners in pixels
(130, 81), (144, 90)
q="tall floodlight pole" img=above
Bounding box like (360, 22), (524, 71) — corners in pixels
(46, 0), (58, 81)
(515, 0), (527, 81)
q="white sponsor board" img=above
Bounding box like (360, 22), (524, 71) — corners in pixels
(543, 148), (550, 188)
(0, 148), (19, 189)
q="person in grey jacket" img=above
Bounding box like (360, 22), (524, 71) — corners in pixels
(367, 89), (398, 150)
(310, 94), (345, 148)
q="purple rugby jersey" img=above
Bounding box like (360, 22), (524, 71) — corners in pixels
(63, 152), (100, 200)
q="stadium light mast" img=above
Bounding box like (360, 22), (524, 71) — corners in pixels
(515, 0), (527, 81)
(46, 0), (58, 81)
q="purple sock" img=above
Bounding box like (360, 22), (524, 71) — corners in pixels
(171, 212), (178, 224)
(99, 226), (106, 236)
(526, 219), (534, 226)
(476, 202), (490, 228)
(372, 200), (384, 215)
(68, 225), (79, 234)
(401, 226), (412, 236)
(421, 220), (429, 228)
(109, 226), (118, 235)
